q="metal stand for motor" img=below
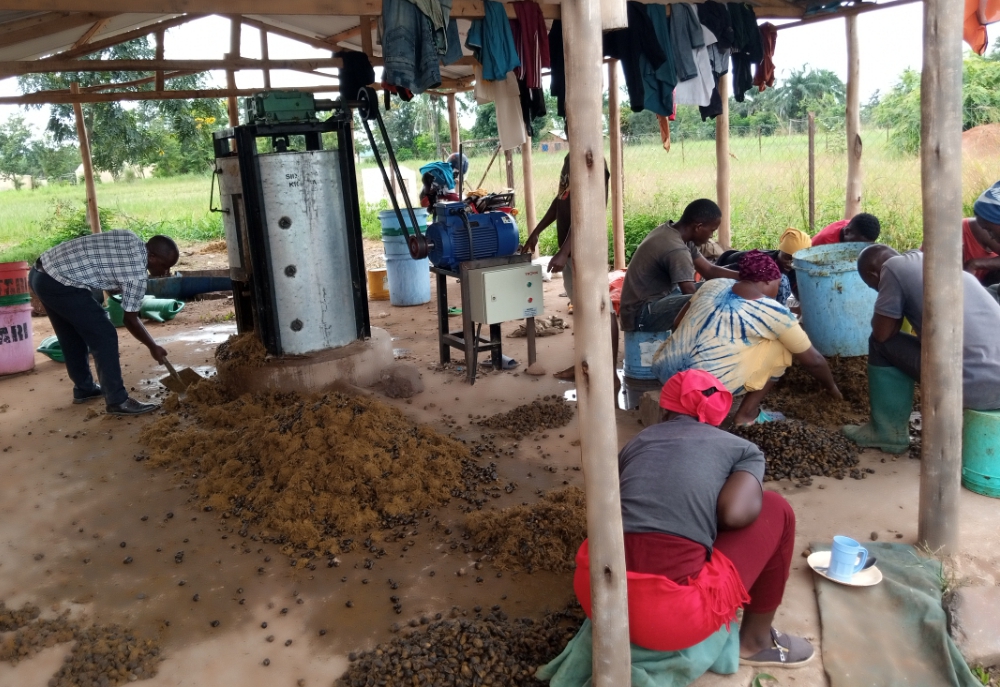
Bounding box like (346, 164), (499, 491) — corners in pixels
(432, 253), (537, 385)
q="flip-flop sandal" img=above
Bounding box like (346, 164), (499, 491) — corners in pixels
(447, 307), (462, 317)
(740, 628), (815, 669)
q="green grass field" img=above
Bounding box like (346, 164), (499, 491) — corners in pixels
(1, 130), (992, 265)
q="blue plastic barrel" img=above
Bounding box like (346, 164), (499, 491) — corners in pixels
(792, 242), (877, 357)
(379, 209), (431, 306)
(962, 408), (1000, 498)
(623, 329), (670, 380)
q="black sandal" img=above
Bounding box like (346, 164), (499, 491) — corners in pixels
(739, 628), (815, 669)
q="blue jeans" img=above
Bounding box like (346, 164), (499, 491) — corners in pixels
(29, 268), (128, 405)
(636, 294), (692, 332)
(382, 0), (442, 93)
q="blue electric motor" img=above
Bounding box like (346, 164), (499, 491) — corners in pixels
(426, 201), (520, 271)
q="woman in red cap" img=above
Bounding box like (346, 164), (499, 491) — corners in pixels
(574, 369), (812, 669)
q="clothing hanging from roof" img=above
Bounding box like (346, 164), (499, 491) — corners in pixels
(510, 0), (550, 136)
(640, 3), (678, 118)
(697, 0), (735, 51)
(752, 22), (778, 92)
(669, 2), (705, 83)
(604, 1), (667, 113)
(674, 24), (717, 107)
(401, 0), (450, 54)
(728, 2), (763, 103)
(548, 19), (566, 118)
(965, 0), (1000, 55)
(466, 0), (521, 81)
(474, 64), (527, 151)
(381, 0), (443, 93)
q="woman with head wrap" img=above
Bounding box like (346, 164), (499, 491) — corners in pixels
(962, 180), (1000, 285)
(571, 369), (812, 671)
(716, 228), (813, 305)
(652, 251), (841, 425)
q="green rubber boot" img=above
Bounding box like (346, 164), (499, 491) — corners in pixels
(843, 364), (915, 454)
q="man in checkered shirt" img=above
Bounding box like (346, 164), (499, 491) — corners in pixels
(29, 230), (179, 415)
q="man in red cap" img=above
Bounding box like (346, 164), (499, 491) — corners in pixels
(574, 370), (812, 670)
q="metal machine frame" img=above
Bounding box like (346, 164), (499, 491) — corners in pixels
(212, 106), (370, 356)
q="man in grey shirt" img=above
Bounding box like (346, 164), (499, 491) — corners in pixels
(844, 246), (1000, 453)
(619, 199), (738, 332)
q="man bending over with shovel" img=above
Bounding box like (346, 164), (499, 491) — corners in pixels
(29, 230), (179, 415)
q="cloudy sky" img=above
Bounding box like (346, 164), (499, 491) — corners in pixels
(0, 3), (930, 135)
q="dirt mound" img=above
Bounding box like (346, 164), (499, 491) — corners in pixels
(464, 487), (586, 573)
(337, 604), (585, 687)
(476, 397), (574, 439)
(140, 381), (486, 559)
(963, 123), (1000, 161)
(766, 356), (869, 428)
(731, 420), (865, 484)
(214, 333), (267, 380)
(0, 601), (162, 685)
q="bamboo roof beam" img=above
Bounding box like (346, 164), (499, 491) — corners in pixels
(0, 11), (112, 49)
(44, 14), (199, 60)
(0, 84), (341, 105)
(71, 16), (111, 48)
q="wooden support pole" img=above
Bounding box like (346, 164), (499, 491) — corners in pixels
(227, 16), (242, 128)
(70, 83), (100, 234)
(918, 0), (965, 554)
(608, 60), (625, 270)
(154, 28), (165, 92)
(844, 14), (862, 218)
(561, 0), (631, 684)
(715, 72), (732, 249)
(447, 93), (460, 153)
(360, 16), (374, 58)
(504, 149), (515, 190)
(520, 141), (537, 252)
(260, 27), (271, 90)
(808, 111), (816, 232)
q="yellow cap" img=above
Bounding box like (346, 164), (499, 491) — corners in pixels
(779, 228), (812, 255)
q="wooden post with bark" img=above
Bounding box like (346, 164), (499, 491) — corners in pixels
(520, 141), (538, 252)
(226, 16), (241, 128)
(608, 59), (625, 270)
(808, 111), (816, 232)
(561, 0), (631, 684)
(154, 29), (164, 91)
(845, 14), (862, 218)
(70, 83), (100, 233)
(447, 93), (460, 153)
(260, 27), (271, 89)
(715, 72), (731, 249)
(918, 0), (965, 554)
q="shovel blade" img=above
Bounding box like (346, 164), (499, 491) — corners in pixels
(159, 367), (204, 392)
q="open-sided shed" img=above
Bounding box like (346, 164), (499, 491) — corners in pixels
(0, 1), (969, 683)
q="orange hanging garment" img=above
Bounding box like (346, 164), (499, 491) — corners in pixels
(965, 0), (1000, 55)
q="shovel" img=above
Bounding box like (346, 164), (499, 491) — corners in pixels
(160, 358), (204, 393)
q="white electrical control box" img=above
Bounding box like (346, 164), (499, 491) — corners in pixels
(467, 264), (545, 324)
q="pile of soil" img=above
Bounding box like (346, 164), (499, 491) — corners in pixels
(464, 487), (586, 573)
(214, 333), (267, 380)
(767, 356), (869, 427)
(476, 397), (574, 439)
(963, 123), (1000, 161)
(0, 601), (162, 685)
(337, 604), (585, 687)
(732, 420), (865, 483)
(141, 381), (485, 558)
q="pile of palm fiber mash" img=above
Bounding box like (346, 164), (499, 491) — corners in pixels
(214, 332), (267, 378)
(337, 604), (585, 687)
(0, 601), (162, 685)
(766, 356), (870, 427)
(731, 420), (862, 482)
(475, 397), (574, 439)
(464, 487), (586, 573)
(141, 380), (479, 557)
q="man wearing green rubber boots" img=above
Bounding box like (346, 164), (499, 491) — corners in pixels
(843, 245), (1000, 453)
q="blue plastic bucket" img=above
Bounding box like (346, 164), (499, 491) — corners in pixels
(962, 408), (1000, 498)
(623, 329), (670, 380)
(792, 242), (877, 357)
(379, 208), (431, 306)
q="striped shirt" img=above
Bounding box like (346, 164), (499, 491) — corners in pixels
(39, 230), (148, 312)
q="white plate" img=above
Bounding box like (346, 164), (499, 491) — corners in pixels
(807, 551), (883, 587)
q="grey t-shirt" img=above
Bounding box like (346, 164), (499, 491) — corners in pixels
(619, 222), (701, 331)
(618, 415), (765, 551)
(876, 251), (1000, 409)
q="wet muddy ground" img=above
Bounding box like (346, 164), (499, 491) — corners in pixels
(3, 252), (1000, 687)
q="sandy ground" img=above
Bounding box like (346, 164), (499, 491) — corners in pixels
(3, 247), (1000, 687)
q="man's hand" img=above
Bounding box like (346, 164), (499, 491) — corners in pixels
(827, 383), (844, 401)
(520, 233), (539, 254)
(149, 345), (168, 365)
(548, 251), (568, 273)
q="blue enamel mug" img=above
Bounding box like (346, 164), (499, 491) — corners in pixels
(828, 535), (868, 582)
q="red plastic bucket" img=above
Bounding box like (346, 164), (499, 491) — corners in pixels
(0, 303), (34, 375)
(0, 261), (30, 307)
